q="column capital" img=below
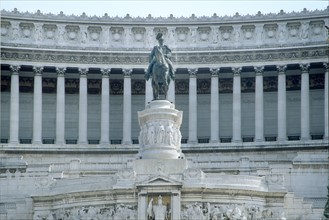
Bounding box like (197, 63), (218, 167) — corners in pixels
(188, 68), (198, 77)
(276, 65), (287, 74)
(56, 67), (66, 76)
(79, 68), (88, 77)
(323, 62), (328, 71)
(232, 67), (242, 76)
(33, 66), (44, 76)
(299, 63), (310, 73)
(123, 68), (132, 77)
(9, 65), (21, 74)
(101, 68), (111, 77)
(254, 66), (264, 76)
(210, 68), (220, 76)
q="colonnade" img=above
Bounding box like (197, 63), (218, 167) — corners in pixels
(6, 63), (329, 145)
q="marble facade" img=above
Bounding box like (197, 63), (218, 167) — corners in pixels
(0, 7), (329, 220)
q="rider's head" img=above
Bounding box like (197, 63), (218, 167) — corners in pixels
(156, 33), (164, 45)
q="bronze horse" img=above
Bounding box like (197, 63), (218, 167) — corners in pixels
(151, 46), (171, 100)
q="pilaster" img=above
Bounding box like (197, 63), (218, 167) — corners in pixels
(168, 69), (176, 104)
(144, 68), (153, 106)
(210, 68), (220, 143)
(78, 68), (88, 145)
(9, 65), (21, 144)
(300, 63), (310, 141)
(277, 65), (287, 142)
(100, 68), (110, 145)
(123, 68), (132, 145)
(55, 67), (66, 145)
(254, 66), (264, 142)
(323, 62), (329, 140)
(32, 66), (44, 145)
(232, 67), (242, 143)
(188, 68), (198, 144)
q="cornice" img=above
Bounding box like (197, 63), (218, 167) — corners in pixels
(1, 7), (328, 24)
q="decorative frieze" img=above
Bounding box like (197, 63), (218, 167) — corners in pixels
(181, 202), (285, 220)
(1, 46), (327, 66)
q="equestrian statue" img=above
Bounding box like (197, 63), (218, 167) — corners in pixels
(145, 33), (175, 100)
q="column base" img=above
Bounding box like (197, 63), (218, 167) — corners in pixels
(209, 140), (220, 144)
(255, 138), (264, 143)
(55, 141), (65, 145)
(300, 137), (311, 142)
(122, 141), (132, 146)
(9, 140), (19, 145)
(99, 141), (110, 146)
(32, 141), (42, 145)
(232, 139), (242, 143)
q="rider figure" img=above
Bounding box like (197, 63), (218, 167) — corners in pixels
(145, 33), (174, 80)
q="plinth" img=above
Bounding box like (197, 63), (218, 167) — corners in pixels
(137, 100), (184, 159)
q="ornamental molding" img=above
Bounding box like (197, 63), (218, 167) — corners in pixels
(1, 46), (327, 67)
(1, 7), (328, 24)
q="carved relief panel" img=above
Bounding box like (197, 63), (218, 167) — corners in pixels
(197, 26), (211, 43)
(175, 27), (189, 43)
(287, 22), (301, 40)
(310, 20), (325, 40)
(88, 26), (102, 42)
(19, 22), (34, 39)
(263, 24), (278, 41)
(1, 21), (11, 38)
(65, 25), (80, 42)
(42, 24), (57, 40)
(219, 26), (233, 42)
(241, 25), (255, 41)
(110, 26), (124, 43)
(132, 27), (146, 43)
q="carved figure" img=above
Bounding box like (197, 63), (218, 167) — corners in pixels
(147, 123), (155, 145)
(148, 195), (168, 220)
(145, 33), (174, 100)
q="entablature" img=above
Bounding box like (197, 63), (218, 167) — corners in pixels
(1, 45), (328, 69)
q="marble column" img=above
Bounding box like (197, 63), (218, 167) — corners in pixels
(123, 69), (132, 145)
(145, 69), (153, 106)
(324, 63), (328, 140)
(277, 65), (287, 142)
(232, 67), (242, 143)
(168, 69), (176, 104)
(254, 66), (264, 142)
(55, 67), (66, 145)
(300, 63), (310, 141)
(32, 66), (43, 145)
(78, 68), (88, 145)
(188, 68), (198, 144)
(100, 68), (110, 145)
(210, 68), (220, 143)
(9, 65), (20, 144)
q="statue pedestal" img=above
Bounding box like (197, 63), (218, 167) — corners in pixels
(137, 100), (184, 160)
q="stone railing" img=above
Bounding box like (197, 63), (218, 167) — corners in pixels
(1, 8), (328, 51)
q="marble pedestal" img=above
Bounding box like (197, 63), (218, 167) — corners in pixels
(137, 100), (184, 159)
